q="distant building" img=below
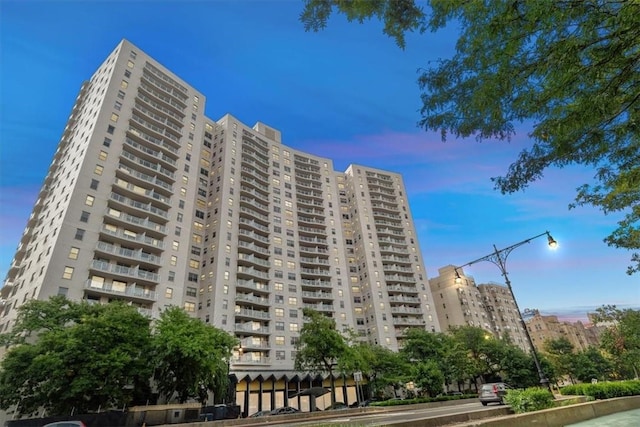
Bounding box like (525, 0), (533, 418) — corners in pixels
(526, 311), (603, 352)
(428, 266), (530, 352)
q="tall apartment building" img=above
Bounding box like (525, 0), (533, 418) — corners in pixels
(0, 40), (439, 413)
(428, 266), (530, 352)
(527, 311), (603, 353)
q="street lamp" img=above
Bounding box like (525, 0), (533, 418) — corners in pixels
(455, 231), (557, 394)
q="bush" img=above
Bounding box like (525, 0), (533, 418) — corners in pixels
(560, 380), (640, 399)
(369, 393), (476, 407)
(503, 388), (554, 413)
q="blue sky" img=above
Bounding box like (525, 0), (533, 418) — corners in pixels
(1, 0), (638, 321)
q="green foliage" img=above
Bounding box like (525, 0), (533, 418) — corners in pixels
(560, 380), (640, 399)
(370, 393), (475, 407)
(346, 342), (409, 397)
(0, 299), (153, 416)
(503, 388), (555, 413)
(300, 0), (640, 273)
(593, 306), (640, 379)
(152, 306), (237, 404)
(0, 297), (238, 415)
(412, 360), (444, 397)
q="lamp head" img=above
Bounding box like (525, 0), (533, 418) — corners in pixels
(454, 268), (462, 284)
(546, 232), (558, 249)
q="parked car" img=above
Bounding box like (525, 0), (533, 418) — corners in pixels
(325, 402), (348, 410)
(479, 382), (509, 406)
(248, 410), (271, 418)
(269, 406), (300, 415)
(43, 422), (87, 427)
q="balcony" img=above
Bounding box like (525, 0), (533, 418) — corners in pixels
(95, 241), (161, 266)
(298, 245), (329, 255)
(237, 241), (270, 255)
(301, 291), (333, 300)
(300, 267), (331, 277)
(239, 196), (269, 214)
(117, 164), (173, 194)
(238, 217), (269, 233)
(387, 284), (419, 294)
(237, 253), (270, 268)
(239, 206), (269, 223)
(388, 295), (421, 304)
(113, 177), (171, 208)
(236, 293), (270, 307)
(238, 229), (269, 243)
(84, 279), (157, 302)
(104, 208), (167, 237)
(301, 279), (332, 289)
(125, 133), (177, 168)
(390, 306), (423, 314)
(109, 192), (168, 221)
(120, 150), (175, 181)
(303, 303), (334, 312)
(237, 266), (269, 280)
(392, 317), (426, 326)
(385, 274), (416, 284)
(90, 260), (159, 284)
(236, 279), (269, 294)
(100, 225), (164, 250)
(235, 308), (270, 320)
(234, 323), (270, 335)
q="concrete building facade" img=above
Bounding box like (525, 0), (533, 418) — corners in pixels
(0, 39), (439, 414)
(428, 265), (530, 352)
(527, 311), (603, 353)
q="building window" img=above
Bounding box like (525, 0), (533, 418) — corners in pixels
(120, 80), (128, 89)
(103, 137), (111, 147)
(62, 266), (74, 279)
(107, 125), (115, 134)
(99, 150), (108, 161)
(80, 211), (90, 222)
(110, 113), (119, 122)
(275, 336), (285, 345)
(184, 302), (195, 312)
(94, 164), (103, 175)
(276, 351), (286, 361)
(85, 195), (95, 206)
(90, 179), (99, 190)
(57, 286), (69, 296)
(68, 247), (79, 260)
(74, 229), (85, 240)
(165, 287), (173, 299)
(186, 287), (197, 297)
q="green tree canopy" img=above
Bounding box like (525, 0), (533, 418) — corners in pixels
(295, 308), (350, 404)
(152, 306), (237, 404)
(593, 305), (640, 379)
(543, 337), (576, 384)
(0, 298), (152, 416)
(301, 0), (640, 273)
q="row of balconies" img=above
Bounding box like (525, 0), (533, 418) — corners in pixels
(109, 192), (168, 220)
(142, 65), (189, 101)
(237, 241), (270, 255)
(113, 177), (171, 207)
(136, 92), (185, 122)
(240, 176), (269, 193)
(130, 113), (180, 145)
(385, 274), (416, 283)
(125, 132), (178, 166)
(90, 260), (159, 283)
(138, 81), (185, 116)
(237, 279), (270, 293)
(239, 206), (269, 222)
(100, 224), (164, 249)
(139, 75), (187, 110)
(95, 241), (161, 265)
(121, 149), (175, 181)
(238, 217), (270, 233)
(84, 280), (157, 301)
(133, 101), (183, 133)
(117, 164), (173, 193)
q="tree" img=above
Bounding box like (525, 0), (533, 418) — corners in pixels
(0, 298), (153, 416)
(571, 347), (614, 383)
(152, 306), (237, 404)
(412, 360), (444, 397)
(301, 0), (640, 274)
(543, 337), (576, 384)
(593, 305), (640, 379)
(295, 308), (349, 405)
(343, 342), (408, 399)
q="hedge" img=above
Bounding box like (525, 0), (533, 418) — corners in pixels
(560, 380), (640, 399)
(503, 388), (555, 413)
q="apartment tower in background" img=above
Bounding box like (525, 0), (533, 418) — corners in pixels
(0, 40), (439, 410)
(428, 265), (529, 352)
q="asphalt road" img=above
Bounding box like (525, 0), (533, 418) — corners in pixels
(251, 401), (507, 426)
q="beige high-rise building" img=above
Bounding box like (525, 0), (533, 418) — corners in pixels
(0, 39), (439, 414)
(428, 266), (530, 352)
(527, 311), (603, 353)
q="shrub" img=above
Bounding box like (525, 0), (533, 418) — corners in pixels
(560, 380), (640, 399)
(503, 388), (554, 413)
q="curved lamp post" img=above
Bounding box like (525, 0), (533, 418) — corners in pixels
(455, 231), (557, 394)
